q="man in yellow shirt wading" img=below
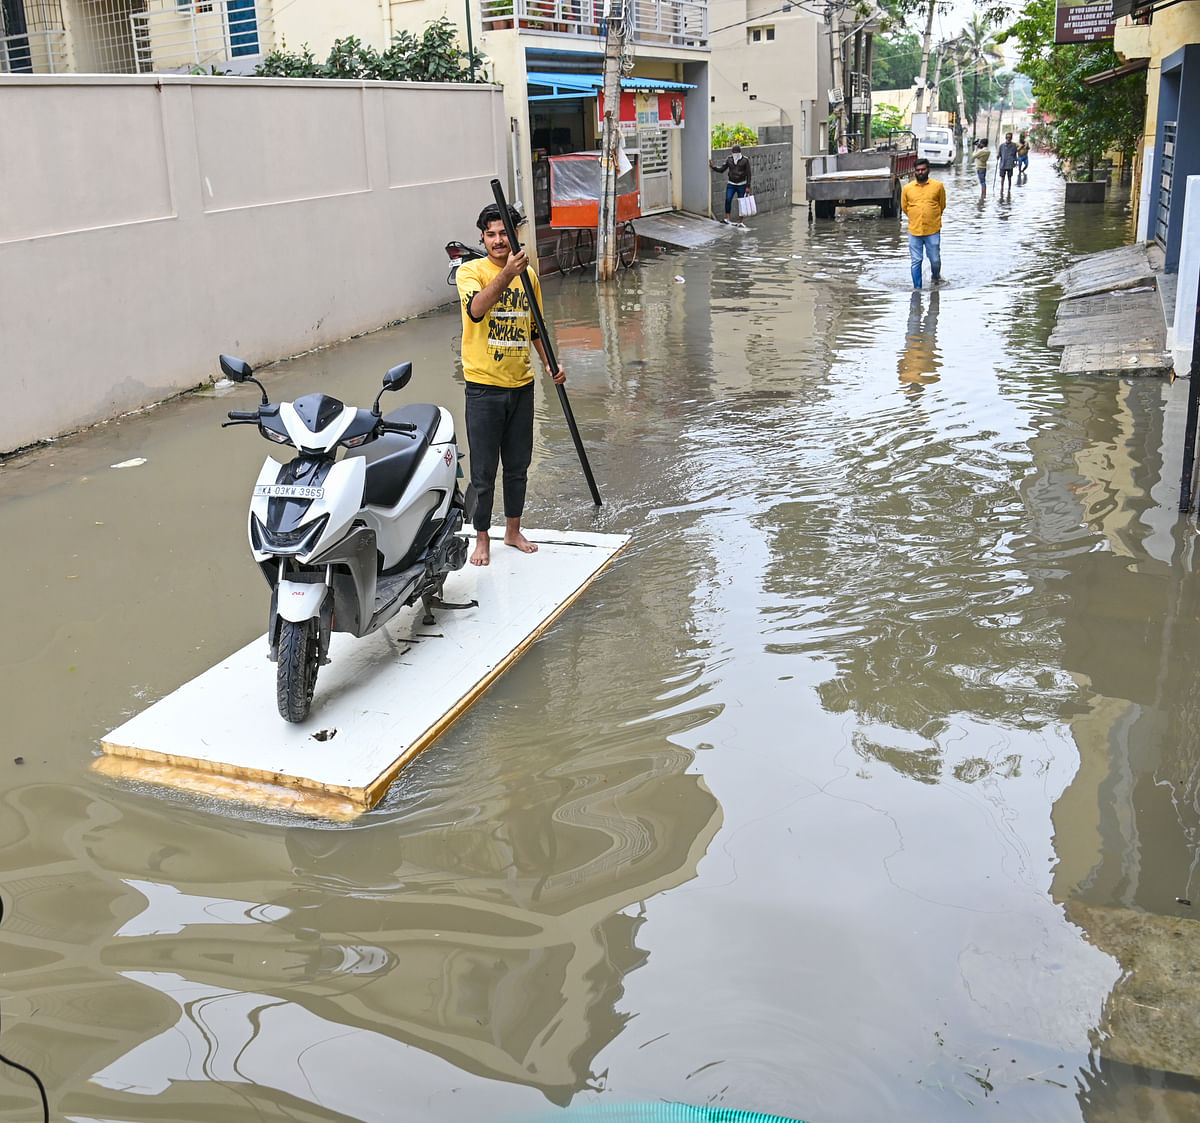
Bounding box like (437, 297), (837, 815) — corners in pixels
(456, 204), (567, 566)
(900, 158), (947, 291)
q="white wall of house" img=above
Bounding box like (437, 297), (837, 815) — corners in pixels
(0, 74), (507, 454)
(707, 0), (823, 200)
(275, 0), (392, 56)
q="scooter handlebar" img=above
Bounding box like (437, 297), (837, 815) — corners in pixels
(378, 420), (419, 435)
(226, 410), (259, 421)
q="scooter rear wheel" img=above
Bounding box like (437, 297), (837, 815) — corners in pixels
(277, 618), (320, 723)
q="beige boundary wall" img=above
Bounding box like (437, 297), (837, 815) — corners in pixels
(0, 74), (508, 454)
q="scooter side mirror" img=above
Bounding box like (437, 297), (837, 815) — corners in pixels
(383, 362), (412, 391)
(220, 354), (254, 383)
(219, 353), (269, 404)
(372, 362), (413, 416)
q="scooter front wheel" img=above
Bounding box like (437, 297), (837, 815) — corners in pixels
(277, 618), (320, 723)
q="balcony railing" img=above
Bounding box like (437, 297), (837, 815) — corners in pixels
(480, 0), (707, 48)
(131, 0), (274, 74)
(1, 28), (68, 73)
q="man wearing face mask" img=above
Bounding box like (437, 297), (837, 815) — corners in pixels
(709, 143), (752, 226)
(900, 158), (947, 290)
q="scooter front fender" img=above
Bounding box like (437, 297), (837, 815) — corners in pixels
(277, 580), (327, 622)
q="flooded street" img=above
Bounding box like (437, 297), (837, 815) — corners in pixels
(5, 154), (1200, 1122)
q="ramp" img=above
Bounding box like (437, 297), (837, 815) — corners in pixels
(97, 529), (630, 820)
(632, 211), (731, 249)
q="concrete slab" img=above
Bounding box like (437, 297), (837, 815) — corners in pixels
(1050, 289), (1172, 376)
(96, 529), (630, 820)
(1059, 342), (1174, 377)
(1067, 901), (1200, 1078)
(1054, 242), (1157, 299)
(632, 210), (731, 249)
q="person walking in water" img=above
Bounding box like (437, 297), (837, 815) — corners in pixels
(900, 157), (947, 291)
(1016, 133), (1030, 179)
(710, 143), (752, 227)
(456, 203), (566, 566)
(972, 138), (992, 199)
(997, 132), (1018, 197)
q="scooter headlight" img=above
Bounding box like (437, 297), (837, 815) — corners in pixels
(264, 428), (291, 444)
(251, 513), (329, 555)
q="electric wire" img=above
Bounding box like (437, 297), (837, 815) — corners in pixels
(0, 895), (50, 1123)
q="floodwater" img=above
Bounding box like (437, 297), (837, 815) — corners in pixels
(3, 155), (1200, 1123)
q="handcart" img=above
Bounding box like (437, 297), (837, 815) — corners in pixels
(549, 152), (641, 274)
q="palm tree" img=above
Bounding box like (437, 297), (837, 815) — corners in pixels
(959, 14), (1004, 142)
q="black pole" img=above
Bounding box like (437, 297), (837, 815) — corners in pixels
(464, 0), (476, 82)
(489, 178), (602, 507)
(1179, 259), (1200, 512)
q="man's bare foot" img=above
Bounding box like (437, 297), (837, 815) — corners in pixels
(504, 529), (538, 554)
(470, 533), (491, 566)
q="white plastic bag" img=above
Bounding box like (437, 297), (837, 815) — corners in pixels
(740, 193), (757, 218)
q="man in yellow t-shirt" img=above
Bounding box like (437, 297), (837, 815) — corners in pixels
(900, 158), (947, 290)
(456, 204), (566, 566)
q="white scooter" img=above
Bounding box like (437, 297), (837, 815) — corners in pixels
(220, 354), (474, 722)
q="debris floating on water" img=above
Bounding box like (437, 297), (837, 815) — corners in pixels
(110, 458), (147, 469)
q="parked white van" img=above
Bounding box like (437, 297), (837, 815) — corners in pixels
(919, 126), (956, 166)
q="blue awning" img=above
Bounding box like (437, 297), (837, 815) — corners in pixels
(527, 71), (696, 101)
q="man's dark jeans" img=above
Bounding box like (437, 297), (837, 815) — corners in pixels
(465, 380), (534, 533)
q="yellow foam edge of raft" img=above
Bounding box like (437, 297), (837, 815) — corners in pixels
(94, 536), (629, 820)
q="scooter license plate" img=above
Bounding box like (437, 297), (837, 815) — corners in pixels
(254, 484), (325, 499)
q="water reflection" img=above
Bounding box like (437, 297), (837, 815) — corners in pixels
(897, 289), (941, 397)
(70, 726), (722, 1114)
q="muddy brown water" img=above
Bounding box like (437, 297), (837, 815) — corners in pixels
(3, 157), (1200, 1122)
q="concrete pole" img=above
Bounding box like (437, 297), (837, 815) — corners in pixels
(828, 2), (845, 150)
(951, 42), (969, 153)
(863, 32), (874, 144)
(913, 0), (936, 114)
(596, 2), (624, 282)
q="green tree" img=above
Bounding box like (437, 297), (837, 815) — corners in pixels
(872, 30), (923, 89)
(1001, 0), (1144, 178)
(872, 103), (906, 138)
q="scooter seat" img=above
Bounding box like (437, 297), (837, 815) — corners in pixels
(349, 403), (442, 508)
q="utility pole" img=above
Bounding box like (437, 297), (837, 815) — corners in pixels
(828, 1), (846, 150)
(972, 56), (980, 141)
(596, 0), (625, 282)
(948, 38), (969, 154)
(913, 0), (936, 114)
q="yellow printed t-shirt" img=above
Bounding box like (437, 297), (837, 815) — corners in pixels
(900, 178), (947, 236)
(457, 256), (541, 388)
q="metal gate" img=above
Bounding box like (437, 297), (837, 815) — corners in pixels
(1155, 121), (1176, 250)
(637, 127), (672, 214)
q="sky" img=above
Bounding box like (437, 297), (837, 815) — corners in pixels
(894, 0), (1021, 66)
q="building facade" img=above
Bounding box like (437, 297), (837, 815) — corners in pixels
(707, 0), (830, 200)
(1109, 0), (1200, 270)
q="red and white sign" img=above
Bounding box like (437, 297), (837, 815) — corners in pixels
(598, 90), (686, 133)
